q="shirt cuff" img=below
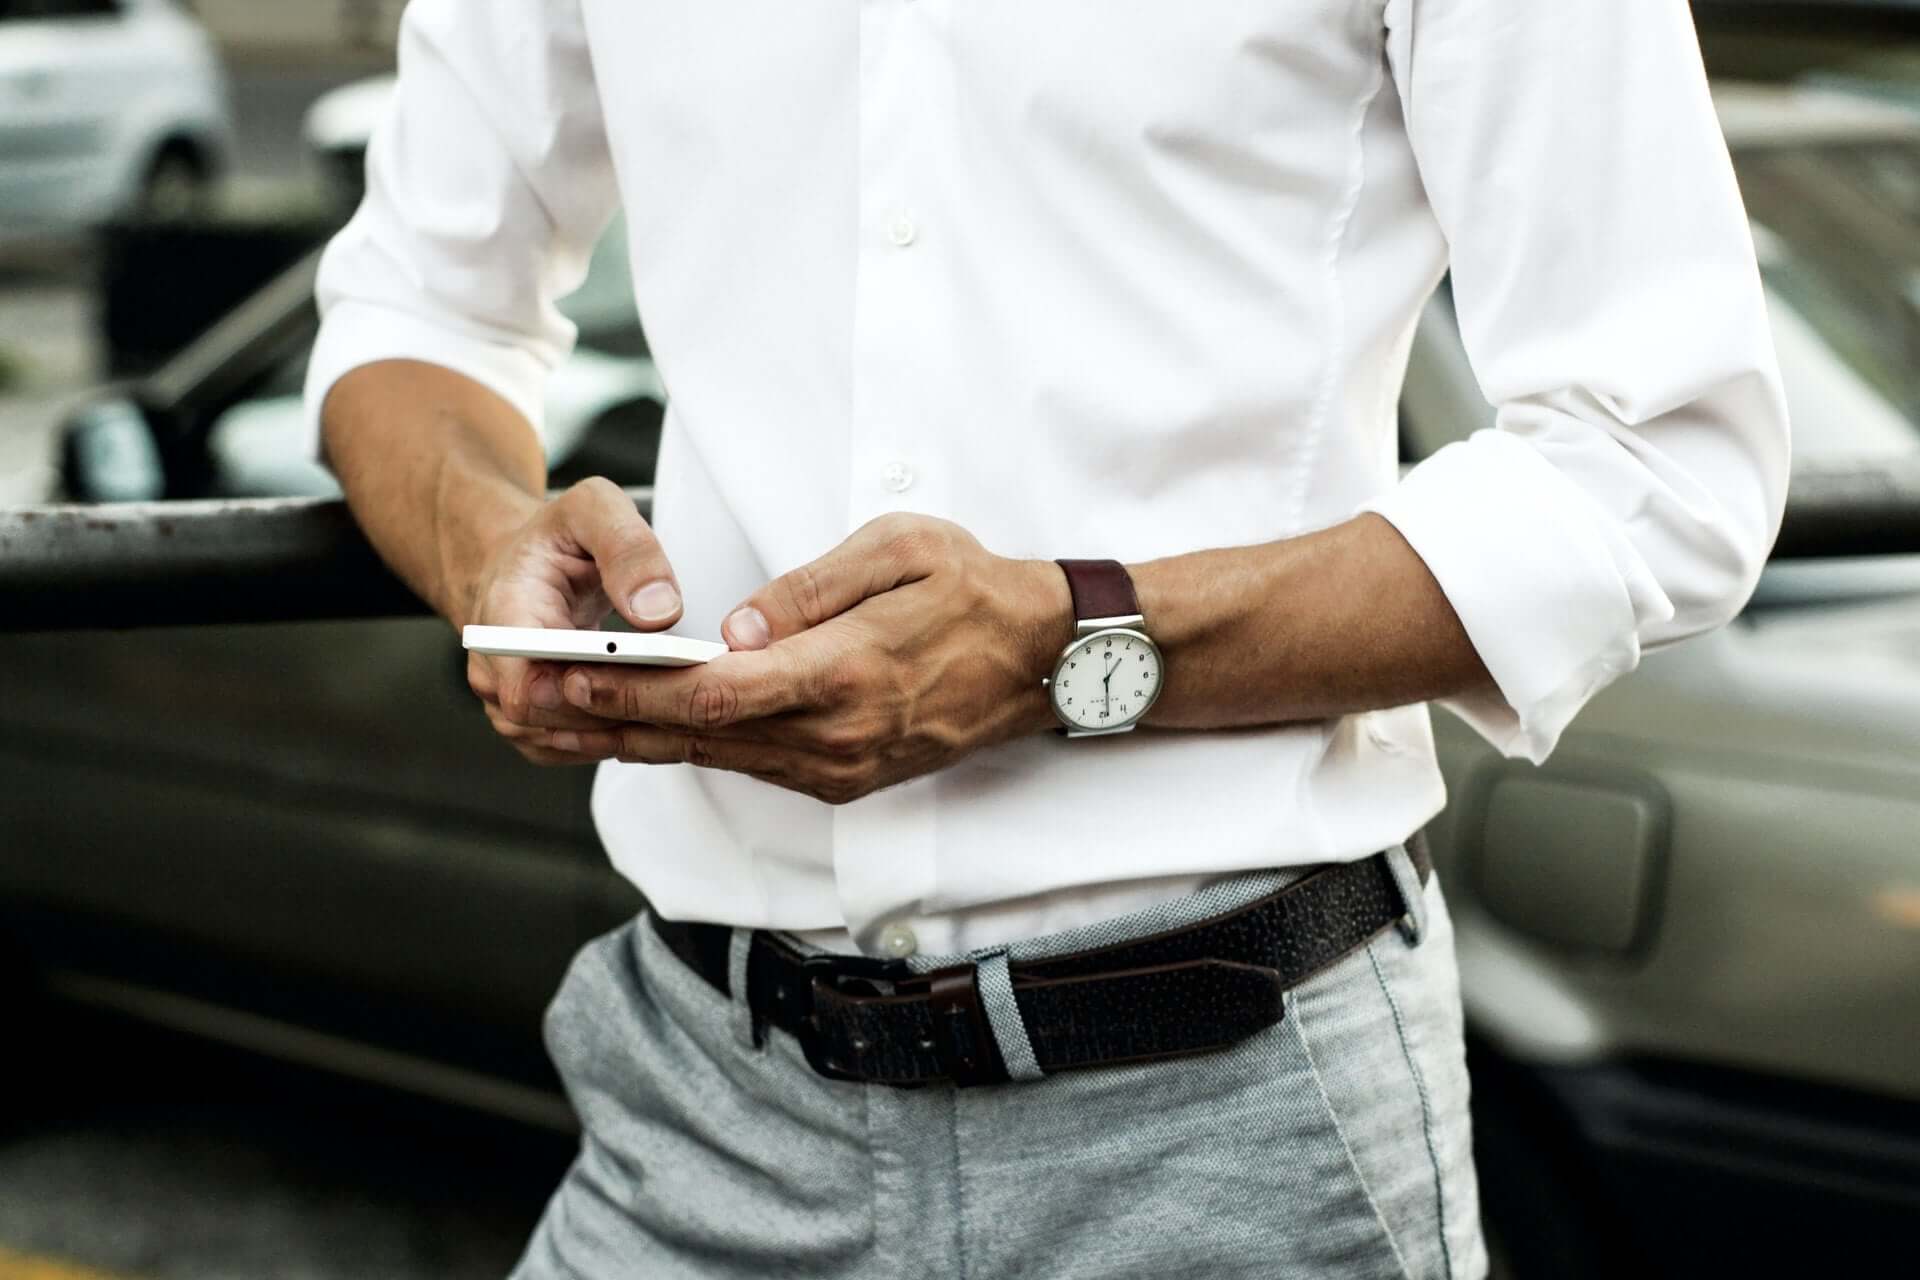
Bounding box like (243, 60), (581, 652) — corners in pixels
(1357, 429), (1656, 764)
(301, 298), (552, 464)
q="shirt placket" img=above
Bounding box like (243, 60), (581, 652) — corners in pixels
(835, 0), (946, 957)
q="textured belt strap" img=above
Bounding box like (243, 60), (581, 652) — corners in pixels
(651, 833), (1432, 1087)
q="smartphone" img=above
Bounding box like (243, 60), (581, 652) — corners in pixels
(462, 625), (727, 667)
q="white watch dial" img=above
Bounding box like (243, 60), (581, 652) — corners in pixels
(1049, 628), (1162, 732)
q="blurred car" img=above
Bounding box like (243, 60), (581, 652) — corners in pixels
(0, 0), (231, 231)
(302, 71), (391, 210)
(7, 212), (666, 1134)
(59, 219), (664, 505)
(1405, 83), (1920, 1277)
(73, 70), (658, 504)
(4, 67), (1920, 1280)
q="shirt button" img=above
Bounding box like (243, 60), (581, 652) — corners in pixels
(887, 214), (917, 247)
(878, 922), (919, 959)
(881, 460), (915, 493)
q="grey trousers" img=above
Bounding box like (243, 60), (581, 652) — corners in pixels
(510, 856), (1489, 1279)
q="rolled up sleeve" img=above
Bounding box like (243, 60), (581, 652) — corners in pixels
(1362, 0), (1792, 763)
(301, 0), (619, 456)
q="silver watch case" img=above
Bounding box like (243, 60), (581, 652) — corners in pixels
(1042, 614), (1164, 738)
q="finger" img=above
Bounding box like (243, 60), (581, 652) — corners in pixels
(514, 742), (610, 767)
(487, 714), (623, 765)
(592, 725), (871, 803)
(536, 708), (794, 757)
(553, 476), (683, 632)
(485, 703), (626, 747)
(483, 706), (616, 764)
(605, 725), (780, 771)
(486, 692), (627, 732)
(478, 657), (623, 729)
(468, 653), (501, 703)
(560, 644), (832, 731)
(721, 513), (951, 650)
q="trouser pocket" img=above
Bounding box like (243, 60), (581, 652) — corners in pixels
(1290, 878), (1487, 1280)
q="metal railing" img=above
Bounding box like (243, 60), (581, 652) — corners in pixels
(0, 489), (652, 632)
(2, 475), (1917, 631)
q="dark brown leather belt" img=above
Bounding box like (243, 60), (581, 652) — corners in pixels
(651, 832), (1431, 1088)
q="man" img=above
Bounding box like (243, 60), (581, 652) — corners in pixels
(307, 1), (1788, 1276)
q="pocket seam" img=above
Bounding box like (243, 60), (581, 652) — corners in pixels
(1287, 986), (1416, 1280)
(1366, 940), (1457, 1280)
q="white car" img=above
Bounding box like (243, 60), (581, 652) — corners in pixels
(58, 71), (662, 504)
(0, 0), (232, 231)
(302, 70), (391, 207)
(59, 223), (663, 504)
(1405, 84), (1920, 1278)
(204, 77), (659, 498)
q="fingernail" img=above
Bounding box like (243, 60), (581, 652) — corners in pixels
(530, 674), (561, 710)
(631, 581), (681, 622)
(724, 606), (770, 650)
(564, 672), (592, 706)
(552, 731), (581, 754)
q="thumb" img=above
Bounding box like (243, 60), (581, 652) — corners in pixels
(552, 478), (683, 632)
(722, 515), (930, 650)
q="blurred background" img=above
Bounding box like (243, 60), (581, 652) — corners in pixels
(2, 1), (1919, 1277)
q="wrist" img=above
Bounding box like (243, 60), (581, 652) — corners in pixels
(440, 482), (543, 630)
(1010, 557), (1076, 733)
(1017, 557), (1075, 669)
(1127, 553), (1200, 728)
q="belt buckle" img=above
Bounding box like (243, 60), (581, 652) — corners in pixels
(794, 950), (913, 1083)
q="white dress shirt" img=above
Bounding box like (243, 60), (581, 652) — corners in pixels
(305, 0), (1789, 957)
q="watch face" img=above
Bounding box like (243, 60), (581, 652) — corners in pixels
(1048, 628), (1162, 733)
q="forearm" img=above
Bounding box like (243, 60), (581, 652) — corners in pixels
(321, 358), (547, 628)
(1127, 514), (1494, 731)
(547, 511), (1498, 804)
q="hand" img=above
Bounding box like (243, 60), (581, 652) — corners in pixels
(550, 513), (1073, 804)
(461, 477), (685, 765)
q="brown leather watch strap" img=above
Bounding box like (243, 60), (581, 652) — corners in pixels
(1055, 558), (1141, 622)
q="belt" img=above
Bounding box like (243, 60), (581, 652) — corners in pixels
(650, 832), (1431, 1088)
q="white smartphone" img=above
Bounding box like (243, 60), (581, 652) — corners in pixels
(462, 625), (728, 667)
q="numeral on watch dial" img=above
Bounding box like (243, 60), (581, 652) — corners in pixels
(1050, 629), (1162, 732)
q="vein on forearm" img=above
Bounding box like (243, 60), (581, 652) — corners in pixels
(322, 359), (546, 629)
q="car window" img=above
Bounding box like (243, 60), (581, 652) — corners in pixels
(1757, 258), (1918, 463)
(1737, 140), (1920, 462)
(1404, 130), (1920, 473)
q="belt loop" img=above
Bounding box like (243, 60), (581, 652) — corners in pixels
(1386, 844), (1428, 946)
(974, 950), (1045, 1082)
(727, 929), (764, 1051)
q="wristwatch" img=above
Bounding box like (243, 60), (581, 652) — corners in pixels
(1043, 559), (1164, 737)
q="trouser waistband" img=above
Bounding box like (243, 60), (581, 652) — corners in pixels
(650, 832), (1433, 1087)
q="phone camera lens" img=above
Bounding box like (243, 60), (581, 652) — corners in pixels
(606, 641), (617, 653)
